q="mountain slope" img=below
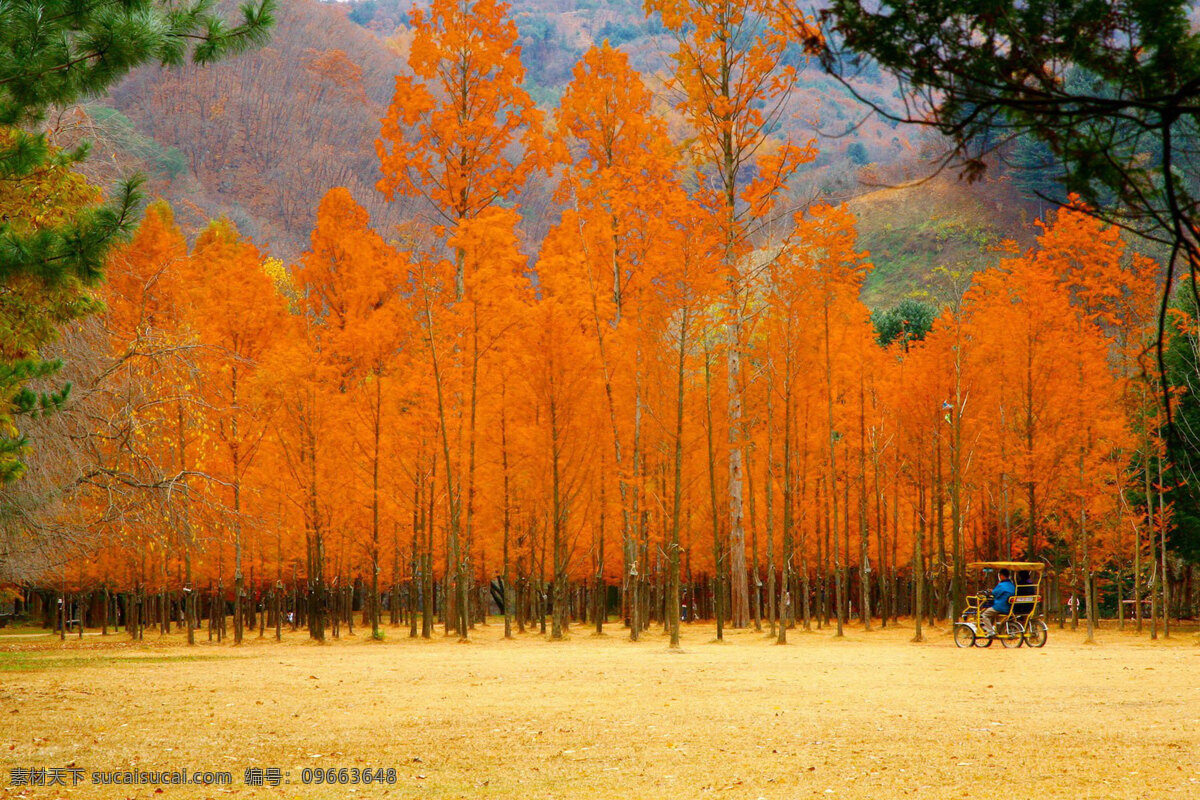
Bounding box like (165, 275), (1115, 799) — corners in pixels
(71, 0), (1043, 306)
(83, 0), (409, 259)
(850, 175), (1036, 308)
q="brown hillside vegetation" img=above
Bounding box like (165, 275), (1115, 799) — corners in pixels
(1, 623), (1197, 799)
(92, 0), (412, 259)
(69, 0), (959, 270)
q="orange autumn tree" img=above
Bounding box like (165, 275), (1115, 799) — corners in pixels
(760, 256), (818, 641)
(376, 0), (543, 638)
(449, 206), (531, 627)
(910, 270), (979, 620)
(785, 204), (873, 637)
(22, 16), (1196, 643)
(653, 201), (723, 648)
(546, 42), (687, 639)
(95, 202), (200, 640)
(389, 344), (441, 639)
(649, 0), (818, 628)
(1096, 243), (1159, 633)
(965, 263), (1075, 562)
(402, 205), (530, 639)
(186, 220), (290, 644)
(512, 283), (598, 640)
(1027, 204), (1138, 640)
(960, 210), (1130, 640)
(890, 322), (954, 638)
(296, 187), (408, 639)
(256, 309), (342, 642)
(376, 0), (542, 298)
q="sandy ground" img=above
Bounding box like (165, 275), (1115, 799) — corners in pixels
(0, 618), (1197, 800)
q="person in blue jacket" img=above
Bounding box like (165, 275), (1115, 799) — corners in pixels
(981, 568), (1015, 637)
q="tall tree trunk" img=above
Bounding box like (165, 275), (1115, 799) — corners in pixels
(550, 377), (567, 641)
(629, 366), (645, 641)
(823, 300), (844, 638)
(232, 366), (244, 646)
(724, 181), (749, 631)
(818, 474), (827, 630)
(873, 434), (887, 628)
(912, 449), (926, 643)
(777, 334), (795, 645)
(500, 390), (515, 639)
(305, 411), (326, 642)
(422, 264), (469, 641)
(764, 347), (777, 637)
(583, 213), (635, 641)
(934, 424), (946, 623)
(370, 373), (383, 639)
(668, 309), (689, 649)
(747, 439), (761, 632)
(799, 399), (812, 634)
(858, 372), (871, 630)
(424, 451), (436, 639)
(1081, 453), (1096, 644)
(704, 342), (724, 641)
(1157, 451), (1170, 638)
(949, 324), (966, 623)
(594, 482), (605, 635)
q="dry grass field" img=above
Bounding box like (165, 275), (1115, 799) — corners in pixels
(1, 619), (1197, 800)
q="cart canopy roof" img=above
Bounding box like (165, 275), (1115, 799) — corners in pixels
(966, 561), (1044, 571)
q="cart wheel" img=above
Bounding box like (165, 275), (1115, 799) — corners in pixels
(1000, 619), (1023, 648)
(974, 631), (993, 647)
(953, 624), (976, 648)
(1024, 619), (1048, 648)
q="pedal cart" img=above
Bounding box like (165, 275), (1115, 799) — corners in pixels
(954, 561), (1047, 648)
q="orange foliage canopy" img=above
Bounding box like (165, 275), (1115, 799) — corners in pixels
(376, 0), (544, 230)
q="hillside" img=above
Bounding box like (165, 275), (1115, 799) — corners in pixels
(68, 0), (1042, 305)
(78, 0), (411, 260)
(850, 175), (1037, 309)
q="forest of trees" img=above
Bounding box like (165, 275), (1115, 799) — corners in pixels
(3, 0), (1198, 650)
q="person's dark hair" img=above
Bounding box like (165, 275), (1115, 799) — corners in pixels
(997, 568), (1011, 579)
